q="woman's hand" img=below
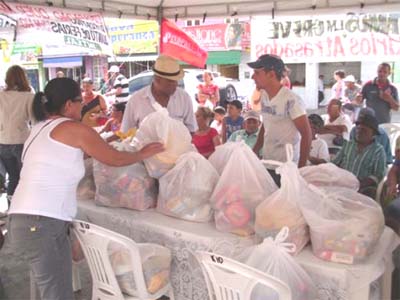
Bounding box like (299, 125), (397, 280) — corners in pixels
(138, 142), (165, 160)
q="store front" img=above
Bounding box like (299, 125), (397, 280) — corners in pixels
(251, 13), (400, 109)
(182, 20), (251, 80)
(0, 2), (113, 89)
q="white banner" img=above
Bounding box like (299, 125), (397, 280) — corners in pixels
(252, 13), (400, 63)
(0, 2), (112, 57)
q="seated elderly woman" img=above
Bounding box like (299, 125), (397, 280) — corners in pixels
(332, 113), (387, 198)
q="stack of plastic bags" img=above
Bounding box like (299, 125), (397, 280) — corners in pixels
(299, 186), (385, 264)
(210, 142), (277, 236)
(158, 152), (219, 222)
(255, 145), (309, 254)
(131, 109), (194, 178)
(109, 242), (172, 296)
(299, 163), (360, 190)
(239, 227), (315, 300)
(93, 160), (157, 211)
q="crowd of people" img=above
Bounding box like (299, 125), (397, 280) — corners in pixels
(0, 53), (399, 298)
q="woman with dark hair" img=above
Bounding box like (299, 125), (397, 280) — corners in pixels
(0, 65), (34, 206)
(81, 77), (108, 127)
(7, 78), (164, 300)
(99, 102), (126, 134)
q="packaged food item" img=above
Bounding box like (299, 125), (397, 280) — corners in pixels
(255, 144), (310, 254)
(93, 160), (157, 211)
(300, 186), (385, 264)
(158, 152), (219, 222)
(300, 163), (360, 190)
(131, 109), (193, 178)
(108, 242), (172, 296)
(211, 142), (277, 236)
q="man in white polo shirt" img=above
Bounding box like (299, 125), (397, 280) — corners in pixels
(121, 55), (197, 133)
(250, 54), (312, 186)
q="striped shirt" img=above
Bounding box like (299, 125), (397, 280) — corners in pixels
(332, 139), (387, 183)
(114, 74), (129, 103)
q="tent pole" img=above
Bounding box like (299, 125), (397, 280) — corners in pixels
(157, 0), (164, 55)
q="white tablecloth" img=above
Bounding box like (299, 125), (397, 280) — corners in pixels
(296, 227), (399, 300)
(76, 199), (254, 300)
(77, 199), (399, 300)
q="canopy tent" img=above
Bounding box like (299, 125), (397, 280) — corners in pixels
(5, 0), (400, 20)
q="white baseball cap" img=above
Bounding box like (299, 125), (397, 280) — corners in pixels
(108, 65), (120, 73)
(344, 75), (356, 82)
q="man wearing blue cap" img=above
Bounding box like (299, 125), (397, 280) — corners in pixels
(249, 54), (311, 186)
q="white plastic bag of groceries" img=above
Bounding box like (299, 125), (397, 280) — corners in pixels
(299, 163), (360, 190)
(93, 160), (157, 211)
(299, 185), (384, 264)
(255, 145), (310, 254)
(158, 152), (219, 222)
(108, 242), (172, 297)
(208, 142), (239, 175)
(211, 141), (277, 236)
(76, 158), (96, 200)
(239, 227), (315, 300)
(131, 109), (193, 178)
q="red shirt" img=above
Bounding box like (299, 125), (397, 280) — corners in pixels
(198, 84), (219, 97)
(192, 128), (218, 156)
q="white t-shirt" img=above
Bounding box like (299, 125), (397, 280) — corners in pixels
(121, 85), (198, 133)
(260, 86), (306, 167)
(308, 138), (330, 165)
(210, 120), (222, 135)
(319, 114), (352, 148)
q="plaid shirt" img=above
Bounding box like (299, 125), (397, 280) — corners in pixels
(332, 139), (387, 184)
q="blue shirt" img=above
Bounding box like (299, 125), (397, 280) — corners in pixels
(225, 116), (244, 140)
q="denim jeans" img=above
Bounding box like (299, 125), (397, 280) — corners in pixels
(7, 214), (73, 300)
(0, 144), (23, 196)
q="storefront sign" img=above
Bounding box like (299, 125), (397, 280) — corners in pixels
(105, 18), (158, 55)
(161, 18), (208, 68)
(252, 14), (400, 63)
(183, 22), (250, 51)
(0, 2), (112, 57)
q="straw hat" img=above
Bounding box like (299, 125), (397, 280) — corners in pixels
(153, 55), (184, 81)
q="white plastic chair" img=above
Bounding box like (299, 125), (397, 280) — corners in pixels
(196, 251), (292, 300)
(72, 220), (173, 300)
(380, 123), (400, 156)
(376, 176), (388, 205)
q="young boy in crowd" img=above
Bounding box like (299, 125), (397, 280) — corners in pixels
(210, 106), (226, 137)
(228, 110), (261, 152)
(308, 114), (330, 165)
(222, 100), (244, 143)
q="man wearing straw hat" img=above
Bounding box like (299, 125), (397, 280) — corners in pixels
(120, 55), (197, 133)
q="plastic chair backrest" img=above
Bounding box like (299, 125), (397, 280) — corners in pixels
(196, 251), (292, 300)
(380, 123), (400, 155)
(376, 176), (388, 206)
(72, 220), (150, 300)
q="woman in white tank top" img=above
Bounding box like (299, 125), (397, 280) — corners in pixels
(7, 78), (164, 300)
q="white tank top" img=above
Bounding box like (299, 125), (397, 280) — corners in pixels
(9, 117), (85, 221)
